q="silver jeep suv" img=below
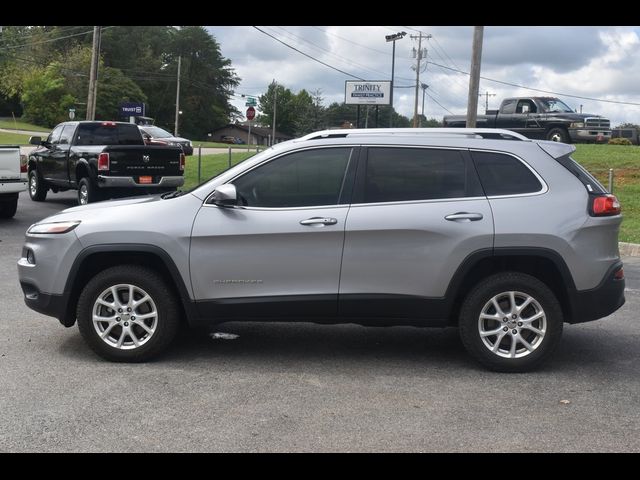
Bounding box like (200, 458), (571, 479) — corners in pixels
(17, 128), (625, 371)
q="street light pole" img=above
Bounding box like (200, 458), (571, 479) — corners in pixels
(385, 31), (406, 128)
(420, 83), (429, 127)
(272, 80), (277, 146)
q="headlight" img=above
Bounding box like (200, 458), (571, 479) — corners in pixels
(569, 122), (584, 128)
(28, 221), (81, 234)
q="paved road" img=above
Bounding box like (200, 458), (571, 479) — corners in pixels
(1, 192), (639, 452)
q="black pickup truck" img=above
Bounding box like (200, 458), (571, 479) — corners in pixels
(28, 121), (184, 205)
(443, 97), (611, 144)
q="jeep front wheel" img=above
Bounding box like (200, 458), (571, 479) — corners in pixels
(76, 265), (180, 362)
(458, 272), (563, 372)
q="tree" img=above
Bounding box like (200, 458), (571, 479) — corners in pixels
(257, 82), (298, 136)
(21, 64), (76, 127)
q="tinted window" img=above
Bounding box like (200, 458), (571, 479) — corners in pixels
(363, 148), (483, 203)
(471, 151), (543, 196)
(75, 123), (144, 146)
(47, 124), (65, 145)
(58, 124), (76, 145)
(233, 148), (352, 208)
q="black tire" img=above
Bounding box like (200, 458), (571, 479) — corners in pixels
(77, 177), (102, 205)
(76, 265), (180, 362)
(546, 127), (570, 143)
(458, 272), (563, 372)
(28, 169), (47, 202)
(0, 198), (18, 218)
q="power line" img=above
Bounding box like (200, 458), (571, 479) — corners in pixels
(0, 27), (114, 52)
(425, 91), (453, 115)
(252, 26), (364, 80)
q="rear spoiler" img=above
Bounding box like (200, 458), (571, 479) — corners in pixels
(536, 140), (576, 159)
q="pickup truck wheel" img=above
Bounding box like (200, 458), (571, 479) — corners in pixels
(546, 127), (569, 143)
(78, 177), (102, 205)
(0, 197), (18, 218)
(76, 265), (180, 362)
(28, 169), (47, 202)
(458, 272), (563, 372)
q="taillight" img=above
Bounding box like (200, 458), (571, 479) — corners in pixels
(98, 153), (110, 171)
(20, 154), (28, 173)
(101, 121), (116, 127)
(614, 267), (624, 280)
(179, 153), (185, 171)
(591, 194), (621, 216)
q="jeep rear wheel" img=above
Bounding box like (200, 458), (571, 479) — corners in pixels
(76, 265), (180, 362)
(459, 272), (563, 372)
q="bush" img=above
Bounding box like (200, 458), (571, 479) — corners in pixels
(609, 137), (633, 145)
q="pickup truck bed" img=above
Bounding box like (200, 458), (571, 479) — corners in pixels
(0, 145), (27, 218)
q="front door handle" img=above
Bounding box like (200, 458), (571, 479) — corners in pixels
(445, 212), (484, 222)
(300, 217), (338, 226)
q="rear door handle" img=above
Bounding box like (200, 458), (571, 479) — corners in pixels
(300, 217), (338, 226)
(445, 212), (484, 222)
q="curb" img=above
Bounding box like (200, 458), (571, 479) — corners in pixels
(619, 242), (640, 257)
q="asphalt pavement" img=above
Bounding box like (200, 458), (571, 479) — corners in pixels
(1, 191), (639, 452)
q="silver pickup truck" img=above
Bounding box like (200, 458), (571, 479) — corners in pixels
(0, 145), (27, 218)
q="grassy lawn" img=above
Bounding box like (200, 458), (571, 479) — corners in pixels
(572, 144), (640, 243)
(184, 145), (640, 244)
(0, 117), (50, 132)
(191, 140), (262, 149)
(183, 152), (256, 189)
(0, 131), (34, 145)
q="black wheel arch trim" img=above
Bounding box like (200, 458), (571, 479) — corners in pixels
(61, 244), (199, 327)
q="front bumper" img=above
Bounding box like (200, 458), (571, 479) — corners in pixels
(568, 261), (625, 323)
(19, 280), (73, 326)
(569, 129), (611, 143)
(97, 175), (184, 188)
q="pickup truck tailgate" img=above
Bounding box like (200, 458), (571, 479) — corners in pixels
(0, 146), (21, 180)
(106, 145), (183, 178)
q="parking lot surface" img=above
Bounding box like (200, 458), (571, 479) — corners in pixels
(1, 191), (639, 452)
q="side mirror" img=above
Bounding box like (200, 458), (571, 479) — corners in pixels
(211, 184), (237, 207)
(29, 136), (42, 145)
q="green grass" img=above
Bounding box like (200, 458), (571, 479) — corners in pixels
(191, 140), (261, 149)
(0, 131), (34, 145)
(183, 152), (256, 189)
(572, 144), (640, 243)
(0, 117), (50, 132)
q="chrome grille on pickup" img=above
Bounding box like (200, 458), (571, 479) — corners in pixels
(585, 117), (610, 129)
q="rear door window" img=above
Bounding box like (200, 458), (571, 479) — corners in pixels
(360, 147), (484, 203)
(471, 151), (544, 196)
(75, 123), (144, 146)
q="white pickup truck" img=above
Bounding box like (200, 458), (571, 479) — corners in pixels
(0, 145), (27, 218)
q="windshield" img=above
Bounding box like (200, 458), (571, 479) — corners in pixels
(539, 98), (574, 113)
(141, 126), (173, 138)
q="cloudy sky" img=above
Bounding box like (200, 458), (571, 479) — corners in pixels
(206, 26), (640, 126)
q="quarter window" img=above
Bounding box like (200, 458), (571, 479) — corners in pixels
(362, 148), (483, 203)
(232, 148), (353, 208)
(471, 151), (543, 196)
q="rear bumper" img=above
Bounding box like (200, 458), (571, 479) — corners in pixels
(568, 261), (625, 323)
(97, 175), (184, 188)
(0, 180), (27, 195)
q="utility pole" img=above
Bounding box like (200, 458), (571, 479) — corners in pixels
(481, 90), (496, 113)
(174, 55), (182, 136)
(86, 26), (101, 120)
(385, 31), (406, 128)
(466, 26), (484, 128)
(410, 33), (431, 128)
(272, 80), (277, 146)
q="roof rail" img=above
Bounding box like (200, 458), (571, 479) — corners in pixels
(298, 128), (529, 142)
